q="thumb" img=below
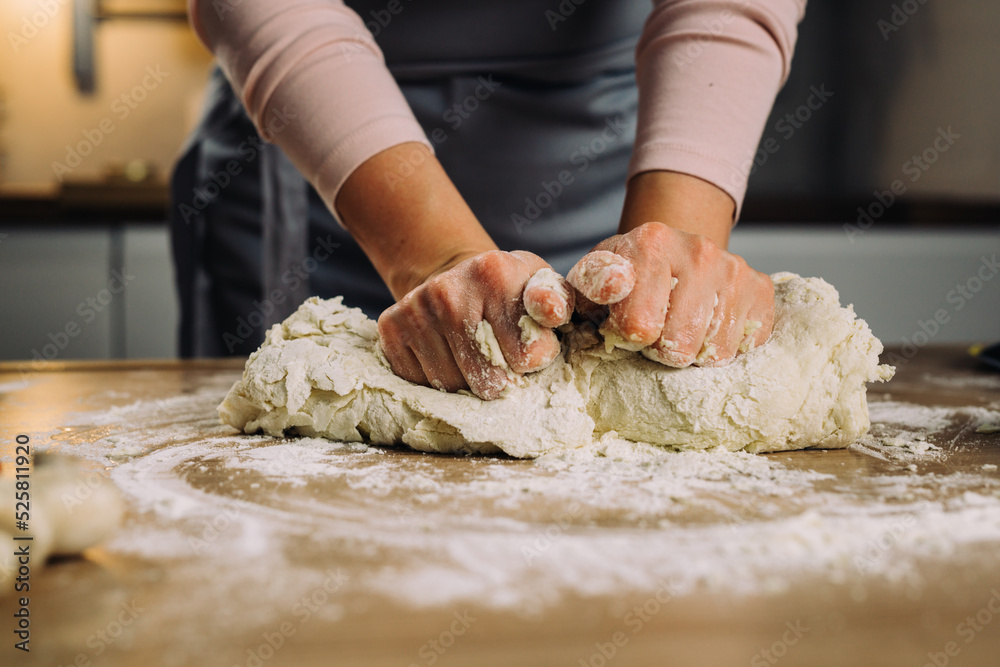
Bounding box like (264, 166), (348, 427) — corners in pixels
(567, 250), (637, 305)
(522, 268), (574, 329)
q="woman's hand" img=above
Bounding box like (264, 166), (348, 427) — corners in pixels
(336, 144), (575, 400)
(377, 251), (573, 400)
(568, 222), (774, 367)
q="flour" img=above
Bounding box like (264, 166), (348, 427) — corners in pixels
(849, 401), (1000, 465)
(517, 315), (545, 345)
(219, 274), (893, 457)
(95, 427), (1000, 610)
(0, 379), (32, 394)
(473, 320), (509, 368)
(35, 380), (995, 614)
(921, 372), (1000, 391)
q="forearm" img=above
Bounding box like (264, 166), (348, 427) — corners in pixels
(619, 171), (734, 249)
(189, 0), (431, 211)
(630, 0), (806, 220)
(335, 143), (497, 299)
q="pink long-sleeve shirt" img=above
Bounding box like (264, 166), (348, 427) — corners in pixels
(190, 0), (805, 221)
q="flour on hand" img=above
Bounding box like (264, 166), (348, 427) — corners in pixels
(219, 274), (894, 458)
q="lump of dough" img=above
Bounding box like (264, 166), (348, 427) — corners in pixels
(219, 298), (594, 458)
(32, 454), (125, 555)
(0, 452), (124, 587)
(579, 274), (893, 452)
(220, 274), (894, 457)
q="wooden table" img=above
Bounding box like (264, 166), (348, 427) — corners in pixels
(1, 347), (999, 667)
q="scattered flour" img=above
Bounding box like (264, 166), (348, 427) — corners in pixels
(921, 372), (1000, 391)
(45, 389), (1000, 613)
(0, 378), (33, 394)
(852, 401), (1000, 465)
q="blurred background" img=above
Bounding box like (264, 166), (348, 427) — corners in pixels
(0, 0), (997, 361)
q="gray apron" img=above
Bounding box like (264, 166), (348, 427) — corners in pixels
(170, 1), (649, 356)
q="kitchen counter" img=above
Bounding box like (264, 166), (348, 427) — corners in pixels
(1, 347), (999, 666)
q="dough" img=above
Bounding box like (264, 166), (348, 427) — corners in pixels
(219, 273), (894, 458)
(0, 454), (124, 595)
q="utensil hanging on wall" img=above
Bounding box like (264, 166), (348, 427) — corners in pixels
(72, 0), (188, 95)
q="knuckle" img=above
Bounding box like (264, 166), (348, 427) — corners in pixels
(470, 250), (515, 285)
(591, 233), (621, 253)
(421, 278), (466, 325)
(688, 234), (719, 267)
(637, 221), (670, 241)
(376, 313), (394, 341)
(629, 221), (671, 252)
(377, 304), (408, 342)
(720, 254), (743, 283)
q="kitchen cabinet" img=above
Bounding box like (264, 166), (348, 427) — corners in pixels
(0, 223), (177, 361)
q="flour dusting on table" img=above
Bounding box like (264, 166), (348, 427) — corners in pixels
(51, 390), (1000, 614)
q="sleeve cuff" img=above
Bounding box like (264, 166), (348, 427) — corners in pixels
(314, 115), (434, 223)
(628, 142), (750, 222)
